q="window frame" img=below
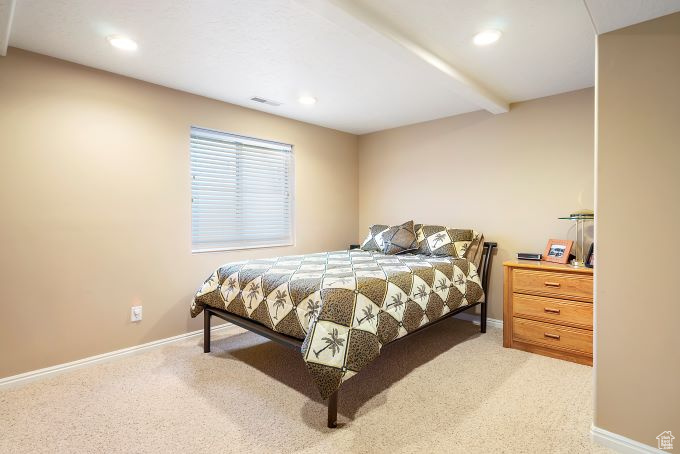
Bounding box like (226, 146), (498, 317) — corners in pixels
(189, 126), (295, 254)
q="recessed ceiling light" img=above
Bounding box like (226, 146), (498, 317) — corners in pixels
(473, 30), (501, 46)
(298, 95), (317, 105)
(107, 35), (138, 51)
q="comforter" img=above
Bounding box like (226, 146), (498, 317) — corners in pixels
(190, 250), (484, 398)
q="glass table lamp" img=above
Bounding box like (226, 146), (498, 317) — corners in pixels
(559, 210), (594, 267)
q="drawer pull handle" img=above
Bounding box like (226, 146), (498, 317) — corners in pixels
(544, 281), (561, 288)
(544, 333), (561, 340)
(544, 308), (561, 314)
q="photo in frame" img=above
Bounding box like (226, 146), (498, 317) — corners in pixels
(586, 243), (594, 268)
(543, 239), (574, 264)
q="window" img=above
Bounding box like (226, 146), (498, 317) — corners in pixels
(190, 126), (294, 252)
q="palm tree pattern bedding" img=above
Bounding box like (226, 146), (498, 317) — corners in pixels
(190, 250), (484, 398)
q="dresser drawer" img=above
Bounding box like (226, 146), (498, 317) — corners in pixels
(513, 318), (593, 354)
(513, 269), (593, 301)
(513, 293), (592, 329)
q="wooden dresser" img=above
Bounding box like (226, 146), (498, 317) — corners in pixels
(503, 261), (593, 365)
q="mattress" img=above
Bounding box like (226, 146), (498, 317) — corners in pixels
(191, 249), (484, 398)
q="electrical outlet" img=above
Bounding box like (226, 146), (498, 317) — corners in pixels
(131, 305), (143, 322)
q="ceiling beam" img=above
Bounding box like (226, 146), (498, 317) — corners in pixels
(295, 0), (509, 114)
(0, 0), (16, 56)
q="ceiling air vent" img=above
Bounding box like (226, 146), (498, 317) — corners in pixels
(250, 96), (282, 107)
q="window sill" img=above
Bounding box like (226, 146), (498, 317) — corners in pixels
(192, 242), (294, 254)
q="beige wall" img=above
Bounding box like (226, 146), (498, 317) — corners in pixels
(0, 49), (358, 378)
(595, 13), (680, 446)
(358, 89), (594, 320)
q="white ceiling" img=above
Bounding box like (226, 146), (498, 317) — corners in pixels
(3, 0), (680, 134)
(584, 0), (680, 34)
(354, 0), (596, 104)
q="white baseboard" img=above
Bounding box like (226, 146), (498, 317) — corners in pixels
(0, 323), (232, 389)
(454, 311), (503, 329)
(591, 425), (662, 453)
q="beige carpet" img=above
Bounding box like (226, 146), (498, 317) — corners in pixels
(0, 319), (611, 453)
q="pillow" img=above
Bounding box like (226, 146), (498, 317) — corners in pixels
(417, 225), (476, 257)
(360, 224), (389, 251)
(464, 231), (485, 268)
(413, 222), (423, 247)
(445, 229), (476, 258)
(381, 220), (418, 255)
(414, 224), (446, 254)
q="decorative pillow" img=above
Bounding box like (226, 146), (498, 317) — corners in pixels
(414, 224), (446, 254)
(446, 229), (476, 258)
(360, 224), (389, 251)
(417, 225), (476, 257)
(464, 231), (485, 268)
(413, 222), (423, 248)
(381, 220), (418, 255)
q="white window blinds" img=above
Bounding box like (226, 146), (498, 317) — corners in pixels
(190, 126), (294, 252)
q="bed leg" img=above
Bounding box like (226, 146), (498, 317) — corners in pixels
(480, 302), (487, 333)
(204, 309), (211, 353)
(327, 391), (338, 428)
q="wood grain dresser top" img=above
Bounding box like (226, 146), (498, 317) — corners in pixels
(503, 260), (594, 275)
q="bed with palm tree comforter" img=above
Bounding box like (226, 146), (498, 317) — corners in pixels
(190, 249), (484, 399)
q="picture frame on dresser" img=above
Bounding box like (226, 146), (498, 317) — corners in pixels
(542, 239), (574, 264)
(585, 243), (594, 268)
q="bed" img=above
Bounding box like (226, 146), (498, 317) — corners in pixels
(191, 241), (496, 427)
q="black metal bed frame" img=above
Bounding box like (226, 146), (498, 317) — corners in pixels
(203, 242), (497, 428)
